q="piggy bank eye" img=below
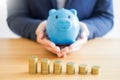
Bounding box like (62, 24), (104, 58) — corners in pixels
(68, 15), (71, 19)
(55, 15), (58, 19)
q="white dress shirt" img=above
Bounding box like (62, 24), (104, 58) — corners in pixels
(57, 0), (66, 9)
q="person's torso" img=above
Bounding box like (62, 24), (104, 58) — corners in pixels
(27, 0), (97, 20)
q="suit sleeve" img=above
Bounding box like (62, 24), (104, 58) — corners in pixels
(81, 0), (114, 40)
(7, 0), (41, 41)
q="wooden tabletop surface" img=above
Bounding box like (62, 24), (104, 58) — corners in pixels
(0, 38), (120, 80)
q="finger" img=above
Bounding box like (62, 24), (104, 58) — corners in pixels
(82, 32), (89, 38)
(70, 40), (82, 48)
(55, 46), (62, 57)
(45, 47), (56, 53)
(45, 46), (59, 54)
(69, 46), (81, 52)
(45, 46), (62, 57)
(37, 37), (56, 48)
(36, 21), (47, 36)
(45, 46), (61, 54)
(57, 52), (63, 58)
(70, 40), (86, 48)
(36, 26), (46, 42)
(43, 38), (56, 47)
(79, 22), (89, 38)
(80, 22), (89, 34)
(61, 54), (67, 58)
(37, 32), (44, 39)
(61, 47), (69, 56)
(69, 39), (86, 52)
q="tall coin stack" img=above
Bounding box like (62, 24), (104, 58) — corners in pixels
(66, 62), (75, 75)
(41, 58), (50, 75)
(29, 56), (38, 74)
(53, 60), (62, 74)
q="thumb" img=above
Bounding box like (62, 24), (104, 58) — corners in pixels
(79, 22), (89, 38)
(35, 20), (47, 36)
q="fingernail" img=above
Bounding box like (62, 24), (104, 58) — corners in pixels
(49, 43), (55, 47)
(56, 47), (60, 52)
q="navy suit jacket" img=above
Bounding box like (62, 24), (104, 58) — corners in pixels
(7, 0), (114, 41)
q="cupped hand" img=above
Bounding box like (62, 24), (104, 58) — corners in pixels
(60, 22), (90, 58)
(35, 21), (62, 57)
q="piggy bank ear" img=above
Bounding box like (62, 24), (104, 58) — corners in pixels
(49, 9), (56, 15)
(70, 9), (77, 16)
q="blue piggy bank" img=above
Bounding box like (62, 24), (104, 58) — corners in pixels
(46, 8), (80, 45)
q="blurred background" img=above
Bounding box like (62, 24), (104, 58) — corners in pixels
(0, 0), (120, 39)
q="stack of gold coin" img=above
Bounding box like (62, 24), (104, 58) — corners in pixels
(41, 58), (50, 75)
(79, 64), (87, 75)
(91, 66), (100, 75)
(29, 56), (38, 74)
(53, 60), (62, 74)
(66, 62), (75, 75)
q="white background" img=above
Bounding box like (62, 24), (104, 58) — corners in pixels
(0, 0), (120, 39)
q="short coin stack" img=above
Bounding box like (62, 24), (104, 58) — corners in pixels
(91, 66), (100, 75)
(66, 62), (75, 75)
(79, 64), (87, 75)
(41, 58), (50, 75)
(29, 56), (38, 74)
(53, 60), (62, 74)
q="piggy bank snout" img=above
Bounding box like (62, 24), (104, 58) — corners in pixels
(55, 19), (72, 31)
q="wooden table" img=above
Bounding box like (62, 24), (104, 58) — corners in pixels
(0, 38), (120, 80)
